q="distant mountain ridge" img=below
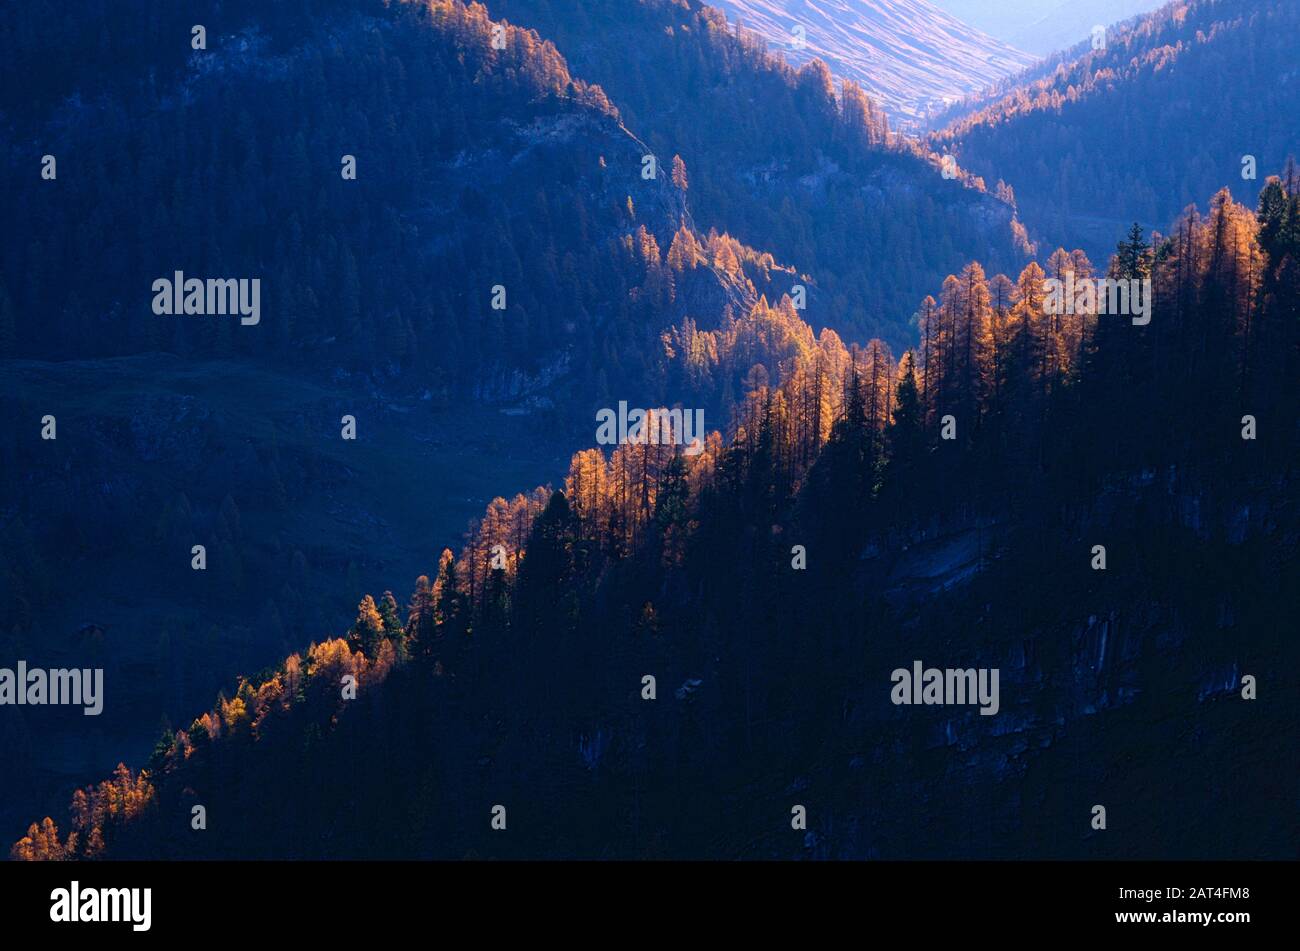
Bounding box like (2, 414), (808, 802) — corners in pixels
(708, 0), (1037, 127)
(931, 0), (1300, 256)
(931, 0), (1167, 55)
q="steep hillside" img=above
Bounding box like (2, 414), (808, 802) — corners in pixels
(0, 355), (577, 843)
(931, 0), (1300, 255)
(16, 180), (1299, 859)
(0, 0), (812, 845)
(0, 0), (797, 407)
(479, 0), (1032, 349)
(706, 0), (1035, 127)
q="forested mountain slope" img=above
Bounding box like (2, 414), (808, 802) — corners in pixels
(931, 0), (1300, 256)
(0, 0), (803, 407)
(478, 0), (1033, 349)
(0, 0), (823, 845)
(17, 178), (1297, 860)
